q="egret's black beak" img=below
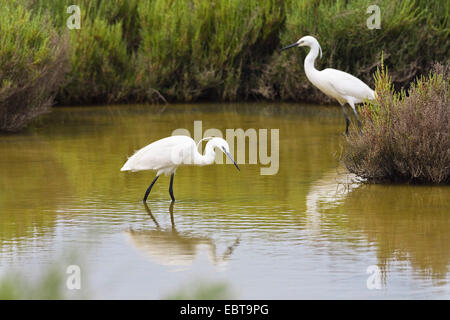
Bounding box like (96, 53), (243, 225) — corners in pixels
(281, 42), (298, 51)
(222, 147), (240, 171)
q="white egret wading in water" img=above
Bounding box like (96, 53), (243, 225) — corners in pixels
(281, 35), (376, 134)
(121, 136), (239, 202)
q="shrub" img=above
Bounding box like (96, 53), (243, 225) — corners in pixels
(30, 0), (139, 104)
(58, 18), (135, 104)
(343, 62), (449, 184)
(0, 1), (68, 132)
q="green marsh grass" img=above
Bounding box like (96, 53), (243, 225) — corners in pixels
(136, 0), (285, 102)
(30, 0), (139, 104)
(0, 0), (68, 132)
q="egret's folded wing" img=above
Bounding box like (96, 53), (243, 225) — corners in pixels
(323, 68), (375, 102)
(121, 136), (195, 172)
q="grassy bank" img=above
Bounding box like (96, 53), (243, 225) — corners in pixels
(0, 0), (448, 131)
(343, 62), (449, 184)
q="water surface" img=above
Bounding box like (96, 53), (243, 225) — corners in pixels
(0, 103), (449, 299)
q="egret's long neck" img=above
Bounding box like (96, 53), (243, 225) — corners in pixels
(304, 44), (320, 80)
(196, 142), (216, 165)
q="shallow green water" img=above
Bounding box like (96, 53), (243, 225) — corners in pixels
(0, 103), (449, 299)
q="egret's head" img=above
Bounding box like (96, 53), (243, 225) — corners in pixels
(296, 36), (319, 47)
(202, 137), (240, 171)
(281, 35), (322, 59)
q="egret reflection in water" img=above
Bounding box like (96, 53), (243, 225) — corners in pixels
(125, 203), (240, 270)
(305, 169), (362, 234)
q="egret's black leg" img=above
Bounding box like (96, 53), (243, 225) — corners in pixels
(350, 104), (363, 135)
(357, 119), (363, 134)
(169, 173), (175, 202)
(143, 175), (159, 203)
(340, 104), (350, 135)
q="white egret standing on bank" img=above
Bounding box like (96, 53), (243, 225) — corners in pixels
(121, 136), (240, 202)
(281, 35), (376, 134)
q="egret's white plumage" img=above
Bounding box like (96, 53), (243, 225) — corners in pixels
(121, 135), (239, 202)
(282, 35), (375, 133)
(121, 136), (196, 175)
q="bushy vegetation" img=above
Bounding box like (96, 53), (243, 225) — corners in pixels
(343, 62), (449, 184)
(31, 0), (449, 104)
(0, 0), (448, 130)
(30, 0), (140, 104)
(136, 0), (284, 102)
(0, 1), (68, 132)
(31, 0), (285, 103)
